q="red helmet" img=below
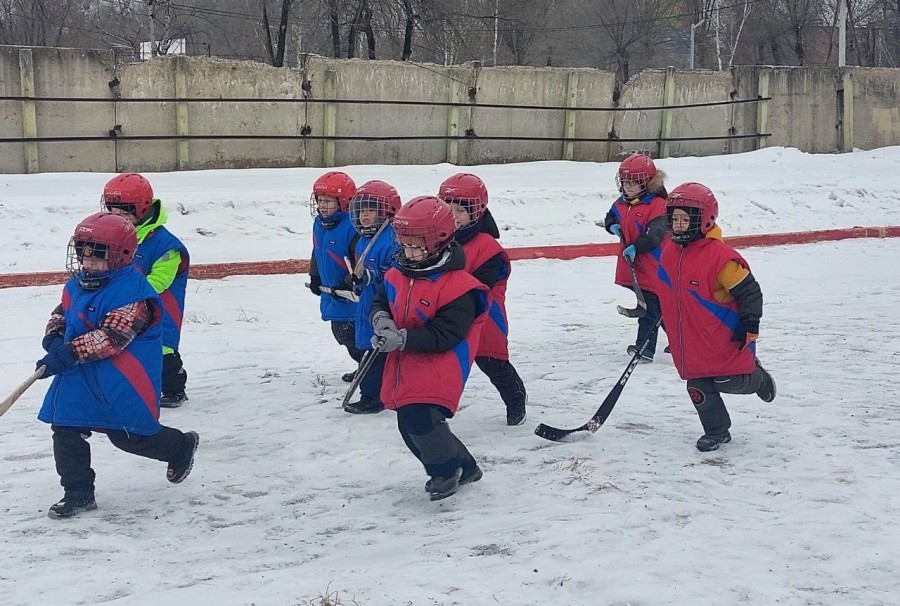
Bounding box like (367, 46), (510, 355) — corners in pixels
(349, 180), (402, 237)
(102, 173), (155, 221)
(67, 212), (138, 289)
(437, 173), (488, 226)
(393, 196), (456, 270)
(666, 182), (719, 244)
(310, 171), (356, 220)
(616, 153), (658, 194)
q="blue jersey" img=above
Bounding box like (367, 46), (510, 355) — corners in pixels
(312, 212), (357, 322)
(354, 224), (399, 350)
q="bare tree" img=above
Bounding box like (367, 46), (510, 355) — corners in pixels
(261, 0), (297, 66)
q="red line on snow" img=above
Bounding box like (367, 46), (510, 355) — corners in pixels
(2, 226), (898, 289)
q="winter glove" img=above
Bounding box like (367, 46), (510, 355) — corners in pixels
(36, 343), (78, 379)
(731, 318), (760, 351)
(351, 268), (374, 296)
(623, 244), (636, 262)
(371, 311), (398, 336)
(42, 333), (64, 353)
(608, 223), (622, 238)
(307, 275), (322, 296)
(372, 328), (407, 352)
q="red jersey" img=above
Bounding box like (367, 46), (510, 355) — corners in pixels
(461, 232), (511, 360)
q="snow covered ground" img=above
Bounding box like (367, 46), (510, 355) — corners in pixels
(1, 147), (900, 606)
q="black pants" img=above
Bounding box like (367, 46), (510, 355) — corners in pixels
(162, 350), (188, 396)
(635, 290), (662, 358)
(358, 349), (386, 402)
(396, 404), (477, 478)
(475, 356), (526, 409)
(687, 362), (769, 435)
(331, 321), (363, 363)
(52, 425), (189, 493)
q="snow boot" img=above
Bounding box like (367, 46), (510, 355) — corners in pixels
(341, 370), (357, 383)
(696, 430), (732, 452)
(48, 490), (97, 519)
(160, 392), (188, 408)
(343, 397), (384, 415)
(167, 431), (200, 484)
(756, 362), (776, 403)
(627, 344), (653, 363)
(506, 398), (527, 426)
(426, 464), (483, 492)
(427, 468), (463, 501)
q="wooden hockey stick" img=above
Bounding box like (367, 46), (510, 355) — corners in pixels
(347, 219), (391, 279)
(341, 338), (386, 408)
(304, 282), (359, 303)
(0, 366), (46, 419)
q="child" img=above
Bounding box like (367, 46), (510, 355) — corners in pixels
(102, 173), (190, 407)
(656, 182), (777, 452)
(602, 153), (668, 362)
(437, 173), (527, 426)
(36, 212), (199, 519)
(342, 180), (401, 415)
(307, 171), (361, 382)
(370, 196), (488, 501)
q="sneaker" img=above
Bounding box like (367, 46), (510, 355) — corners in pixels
(506, 400), (527, 426)
(343, 397), (384, 415)
(427, 468), (462, 501)
(426, 464), (483, 492)
(756, 362), (776, 403)
(696, 431), (732, 452)
(48, 490), (97, 519)
(626, 345), (653, 363)
(167, 431), (200, 484)
(341, 370), (357, 383)
(160, 392), (188, 408)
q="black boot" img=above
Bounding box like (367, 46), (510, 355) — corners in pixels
(341, 370), (357, 383)
(427, 468), (462, 501)
(167, 431), (200, 484)
(756, 362), (776, 403)
(627, 345), (653, 363)
(426, 463), (483, 492)
(696, 431), (732, 452)
(343, 397), (384, 415)
(506, 398), (527, 426)
(48, 490), (97, 519)
(160, 392), (188, 408)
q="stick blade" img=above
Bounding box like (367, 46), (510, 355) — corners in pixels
(616, 303), (647, 318)
(534, 422), (593, 442)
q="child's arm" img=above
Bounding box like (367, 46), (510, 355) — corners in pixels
(721, 262), (763, 350)
(44, 304), (66, 338)
(471, 253), (504, 289)
(146, 250), (182, 294)
(69, 300), (156, 362)
(630, 216), (667, 254)
(404, 292), (478, 353)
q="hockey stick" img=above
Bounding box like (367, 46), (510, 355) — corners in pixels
(534, 318), (661, 442)
(616, 258), (647, 318)
(341, 338), (386, 408)
(0, 366), (46, 419)
(346, 219), (391, 280)
(304, 282), (359, 303)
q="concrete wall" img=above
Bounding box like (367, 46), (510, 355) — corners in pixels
(1, 46), (899, 174)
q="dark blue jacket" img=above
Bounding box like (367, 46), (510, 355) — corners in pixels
(353, 224), (398, 350)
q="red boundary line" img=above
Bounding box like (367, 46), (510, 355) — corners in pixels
(2, 226), (898, 289)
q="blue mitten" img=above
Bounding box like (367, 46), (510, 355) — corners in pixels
(42, 333), (64, 353)
(36, 343), (78, 378)
(609, 223), (622, 238)
(623, 244), (636, 262)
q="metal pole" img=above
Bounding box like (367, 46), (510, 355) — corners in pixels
(690, 19), (706, 69)
(493, 0), (499, 66)
(837, 0), (847, 67)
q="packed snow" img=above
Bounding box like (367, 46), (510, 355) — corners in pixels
(1, 147), (900, 606)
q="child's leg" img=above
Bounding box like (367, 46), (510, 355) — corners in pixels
(107, 426), (199, 483)
(711, 361), (776, 402)
(51, 425), (96, 494)
(686, 378), (732, 440)
(635, 290), (661, 358)
(331, 321), (363, 363)
(162, 349), (188, 396)
(396, 404), (476, 478)
(474, 356), (527, 425)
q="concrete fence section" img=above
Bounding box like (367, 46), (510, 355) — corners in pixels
(2, 226), (897, 290)
(1, 46), (899, 174)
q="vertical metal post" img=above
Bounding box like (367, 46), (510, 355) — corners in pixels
(659, 67), (676, 158)
(446, 72), (460, 165)
(838, 0), (847, 67)
(756, 69), (769, 150)
(174, 57), (190, 170)
(323, 69), (337, 168)
(18, 49), (39, 174)
(689, 20), (706, 69)
(563, 71), (578, 161)
(841, 72), (854, 152)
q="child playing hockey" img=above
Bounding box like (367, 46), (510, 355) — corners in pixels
(307, 171), (361, 382)
(656, 182), (777, 452)
(437, 173), (527, 426)
(342, 180), (401, 415)
(370, 196), (488, 500)
(36, 212), (199, 519)
(602, 153), (668, 362)
(102, 173), (190, 407)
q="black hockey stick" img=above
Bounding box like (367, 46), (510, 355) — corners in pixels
(341, 338), (386, 407)
(616, 236), (647, 318)
(534, 317), (661, 442)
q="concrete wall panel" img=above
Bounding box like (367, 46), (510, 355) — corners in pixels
(851, 68), (900, 151)
(570, 69), (617, 163)
(763, 68), (840, 154)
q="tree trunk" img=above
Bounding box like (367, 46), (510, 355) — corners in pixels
(363, 8), (376, 59)
(262, 1), (276, 65)
(792, 24), (805, 65)
(400, 0), (415, 61)
(273, 0), (294, 67)
(330, 8), (341, 58)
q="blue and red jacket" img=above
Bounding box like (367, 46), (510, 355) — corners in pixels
(461, 232), (511, 360)
(379, 261), (488, 415)
(311, 212), (358, 322)
(38, 266), (164, 436)
(608, 193), (667, 294)
(133, 215), (189, 350)
(656, 235), (757, 380)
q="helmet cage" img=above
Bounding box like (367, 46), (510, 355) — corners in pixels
(666, 206), (704, 245)
(67, 238), (117, 290)
(350, 194), (392, 237)
(101, 193), (139, 219)
(309, 193), (345, 228)
(441, 195), (485, 229)
(393, 224), (453, 270)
